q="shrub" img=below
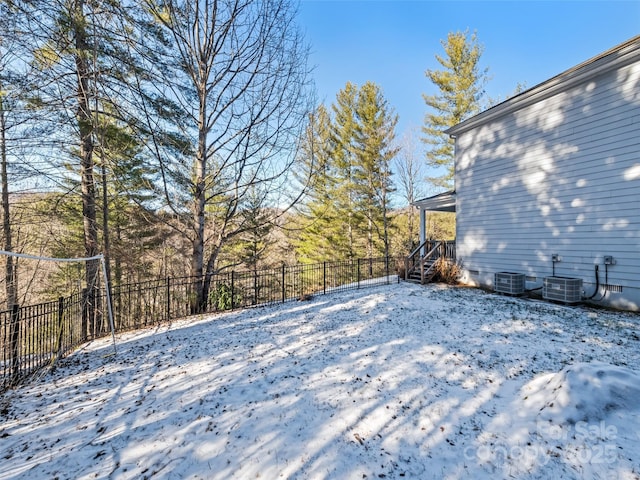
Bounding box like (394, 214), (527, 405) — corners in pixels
(209, 283), (243, 311)
(432, 258), (461, 285)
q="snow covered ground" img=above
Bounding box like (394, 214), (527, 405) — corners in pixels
(1, 281), (640, 479)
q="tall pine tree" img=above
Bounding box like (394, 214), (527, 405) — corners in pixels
(331, 82), (361, 259)
(295, 82), (398, 262)
(294, 105), (340, 263)
(352, 81), (398, 259)
(422, 30), (488, 190)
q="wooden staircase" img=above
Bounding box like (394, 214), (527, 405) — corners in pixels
(405, 240), (456, 284)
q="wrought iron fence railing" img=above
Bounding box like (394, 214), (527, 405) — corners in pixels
(1, 256), (400, 392)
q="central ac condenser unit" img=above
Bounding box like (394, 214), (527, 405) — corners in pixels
(494, 272), (525, 295)
(543, 276), (582, 303)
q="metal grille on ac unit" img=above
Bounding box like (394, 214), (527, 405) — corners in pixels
(543, 277), (582, 303)
(494, 272), (525, 295)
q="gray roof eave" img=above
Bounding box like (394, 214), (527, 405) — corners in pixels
(445, 35), (640, 138)
(413, 190), (456, 212)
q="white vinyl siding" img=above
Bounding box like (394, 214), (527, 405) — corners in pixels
(454, 59), (640, 309)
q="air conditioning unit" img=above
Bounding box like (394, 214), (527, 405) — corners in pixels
(494, 272), (525, 295)
(543, 276), (582, 303)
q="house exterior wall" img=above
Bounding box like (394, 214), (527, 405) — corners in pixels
(454, 54), (640, 310)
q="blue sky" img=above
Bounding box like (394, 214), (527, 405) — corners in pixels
(297, 0), (640, 139)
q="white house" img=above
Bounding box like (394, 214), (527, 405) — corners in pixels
(414, 35), (640, 311)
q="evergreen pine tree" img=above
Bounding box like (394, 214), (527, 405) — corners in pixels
(422, 30), (488, 190)
(331, 82), (363, 259)
(293, 105), (341, 263)
(352, 81), (398, 259)
(295, 82), (399, 262)
(233, 185), (275, 272)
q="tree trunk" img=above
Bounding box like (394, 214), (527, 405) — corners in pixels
(367, 213), (374, 258)
(100, 161), (113, 331)
(100, 164), (111, 277)
(199, 250), (219, 314)
(190, 77), (208, 314)
(0, 97), (17, 309)
(114, 222), (122, 286)
(191, 231), (204, 314)
(382, 186), (390, 260)
(74, 0), (99, 336)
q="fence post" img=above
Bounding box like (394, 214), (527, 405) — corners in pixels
(253, 271), (257, 305)
(385, 256), (390, 284)
(357, 258), (361, 289)
(166, 276), (171, 321)
(81, 288), (88, 342)
(282, 264), (286, 303)
(323, 262), (327, 295)
(54, 297), (65, 362)
(10, 303), (20, 381)
(137, 282), (144, 326)
(231, 271), (235, 310)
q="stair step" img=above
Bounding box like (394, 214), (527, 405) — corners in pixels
(406, 265), (437, 284)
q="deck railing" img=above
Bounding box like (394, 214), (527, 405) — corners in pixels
(405, 240), (456, 284)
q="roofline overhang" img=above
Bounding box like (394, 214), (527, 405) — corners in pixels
(412, 190), (456, 212)
(445, 35), (640, 138)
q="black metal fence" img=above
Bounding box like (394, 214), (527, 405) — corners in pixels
(1, 257), (400, 392)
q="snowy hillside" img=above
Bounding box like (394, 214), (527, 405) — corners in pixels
(1, 282), (640, 479)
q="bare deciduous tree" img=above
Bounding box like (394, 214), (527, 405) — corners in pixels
(394, 128), (425, 250)
(141, 0), (313, 311)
